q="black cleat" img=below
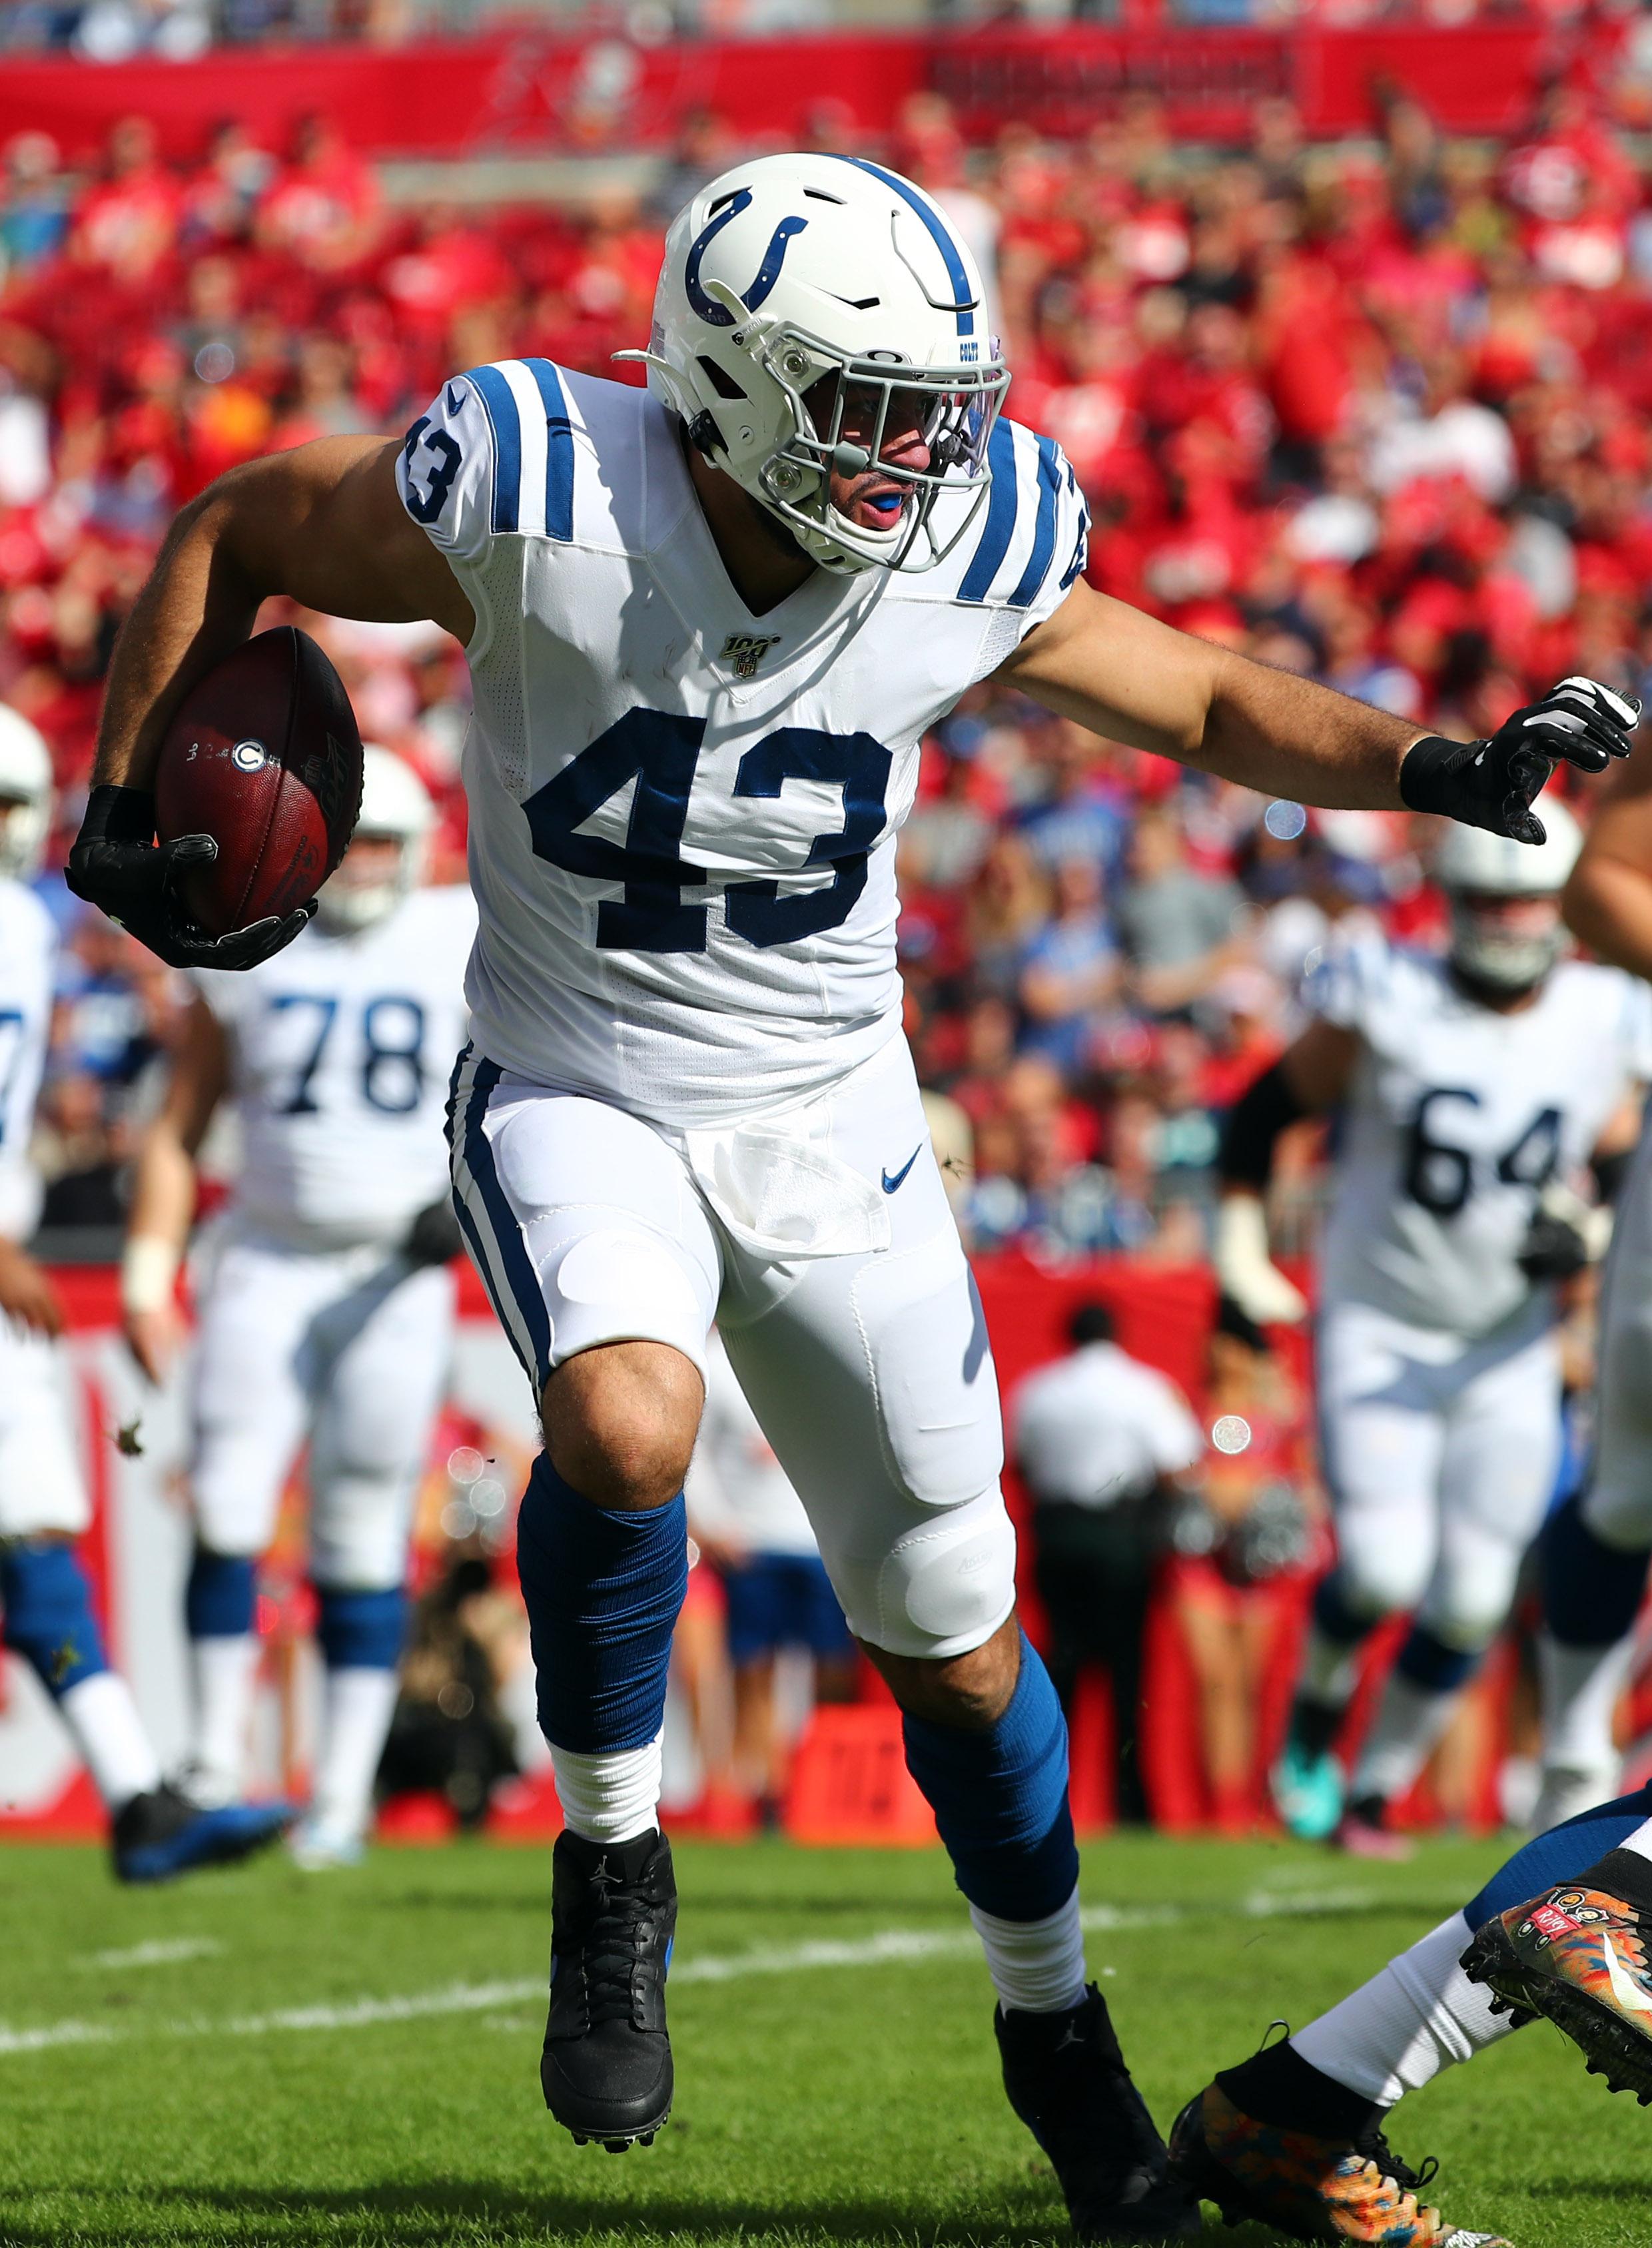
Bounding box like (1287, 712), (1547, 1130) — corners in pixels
(111, 1783), (291, 1884)
(542, 1826), (675, 2149)
(996, 1986), (1200, 2243)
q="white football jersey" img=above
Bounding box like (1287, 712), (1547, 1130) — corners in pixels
(685, 1331), (819, 1559)
(1312, 940), (1652, 1335)
(396, 361), (1087, 1127)
(0, 877), (55, 1240)
(193, 885), (476, 1250)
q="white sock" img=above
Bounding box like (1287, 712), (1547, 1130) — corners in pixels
(1298, 1626), (1361, 1710)
(1350, 1673), (1464, 1806)
(1617, 1817), (1652, 1865)
(191, 1634), (260, 1805)
(1292, 1912), (1515, 2103)
(312, 1667), (400, 1842)
(56, 1670), (162, 1813)
(551, 1733), (663, 1845)
(971, 1885), (1087, 2014)
(1539, 1630), (1633, 1777)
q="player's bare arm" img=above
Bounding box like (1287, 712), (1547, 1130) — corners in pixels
(1003, 581), (1639, 831)
(122, 994), (230, 1384)
(1564, 746), (1652, 979)
(1210, 1014), (1356, 1327)
(65, 440), (468, 971)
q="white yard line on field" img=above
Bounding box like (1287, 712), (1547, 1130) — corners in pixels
(78, 1938), (225, 1970)
(0, 1884), (1457, 2063)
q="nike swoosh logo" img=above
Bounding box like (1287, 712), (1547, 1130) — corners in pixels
(446, 383), (464, 416)
(881, 1146), (921, 1195)
(1602, 1934), (1652, 2017)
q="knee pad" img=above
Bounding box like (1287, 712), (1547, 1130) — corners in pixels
(853, 1487), (1017, 1661)
(540, 1224), (711, 1373)
(851, 1228), (1003, 1509)
(1332, 1523), (1432, 1623)
(315, 1585), (407, 1671)
(190, 1440), (284, 1561)
(310, 1477), (415, 1593)
(1, 1539), (108, 1696)
(1414, 1595), (1509, 1657)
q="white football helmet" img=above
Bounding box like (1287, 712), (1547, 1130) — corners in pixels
(625, 151), (1010, 576)
(0, 703), (51, 883)
(1434, 797), (1583, 992)
(316, 745), (434, 935)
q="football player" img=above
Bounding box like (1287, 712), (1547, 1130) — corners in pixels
(65, 151), (1639, 2240)
(0, 706), (288, 1880)
(1218, 806), (1651, 1854)
(123, 745), (474, 1868)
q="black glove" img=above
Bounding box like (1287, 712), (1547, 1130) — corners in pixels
(1400, 677), (1641, 843)
(66, 784), (315, 972)
(1518, 1210), (1592, 1284)
(402, 1195), (464, 1269)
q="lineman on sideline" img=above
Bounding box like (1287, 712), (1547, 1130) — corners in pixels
(68, 143), (1640, 2243)
(1218, 805), (1650, 1855)
(0, 707), (286, 1880)
(123, 747), (474, 1867)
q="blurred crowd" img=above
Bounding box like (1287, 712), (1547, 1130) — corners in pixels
(4, 79), (1652, 1252)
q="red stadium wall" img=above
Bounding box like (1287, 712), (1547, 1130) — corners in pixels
(5, 1254), (1507, 1847)
(0, 21), (1611, 166)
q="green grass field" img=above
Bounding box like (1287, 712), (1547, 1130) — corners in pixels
(0, 1832), (1644, 2247)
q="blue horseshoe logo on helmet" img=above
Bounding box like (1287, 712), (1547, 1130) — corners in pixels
(685, 189), (807, 328)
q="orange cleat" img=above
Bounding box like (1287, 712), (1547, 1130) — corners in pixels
(1462, 1883), (1652, 2103)
(1168, 2081), (1511, 2245)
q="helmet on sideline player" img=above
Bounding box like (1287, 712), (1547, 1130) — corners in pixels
(316, 744), (434, 934)
(1434, 795), (1584, 994)
(627, 151), (1011, 577)
(0, 703), (51, 883)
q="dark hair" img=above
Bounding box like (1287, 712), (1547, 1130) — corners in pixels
(1068, 1300), (1115, 1348)
(1214, 1293), (1270, 1357)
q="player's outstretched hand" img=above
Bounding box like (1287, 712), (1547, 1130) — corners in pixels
(1400, 677), (1641, 844)
(402, 1196), (465, 1270)
(67, 784), (316, 970)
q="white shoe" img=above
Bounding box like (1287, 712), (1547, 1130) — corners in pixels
(288, 1817), (367, 1870)
(1530, 1763), (1619, 1832)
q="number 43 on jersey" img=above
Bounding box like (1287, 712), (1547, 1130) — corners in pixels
(524, 707), (892, 954)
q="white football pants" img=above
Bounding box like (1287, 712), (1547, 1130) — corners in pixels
(189, 1231), (456, 1590)
(1316, 1297), (1562, 1649)
(0, 1319), (90, 1539)
(449, 1034), (1016, 1660)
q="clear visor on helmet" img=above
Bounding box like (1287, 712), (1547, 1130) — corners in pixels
(755, 327), (1010, 571)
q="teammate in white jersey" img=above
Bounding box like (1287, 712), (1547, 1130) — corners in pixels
(66, 149), (1640, 2241)
(1217, 804), (1652, 1855)
(123, 747), (474, 1866)
(0, 707), (289, 1880)
(686, 1330), (854, 1822)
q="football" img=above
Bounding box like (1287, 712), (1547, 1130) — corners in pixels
(154, 626), (364, 936)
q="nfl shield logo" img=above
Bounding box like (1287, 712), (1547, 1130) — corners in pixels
(720, 632), (782, 680)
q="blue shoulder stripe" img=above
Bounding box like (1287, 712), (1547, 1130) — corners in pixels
(959, 420), (1021, 603)
(522, 358), (575, 542)
(1007, 435), (1062, 610)
(464, 364), (523, 536)
(829, 155), (975, 339)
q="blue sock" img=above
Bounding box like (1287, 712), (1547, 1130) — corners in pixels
(316, 1585), (407, 1671)
(186, 1548), (256, 1639)
(1543, 1491), (1649, 1649)
(1312, 1571), (1375, 1650)
(1464, 1783), (1652, 1926)
(514, 1451), (687, 1752)
(1, 1540), (109, 1697)
(1394, 1623), (1480, 1694)
(902, 1629), (1078, 1922)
